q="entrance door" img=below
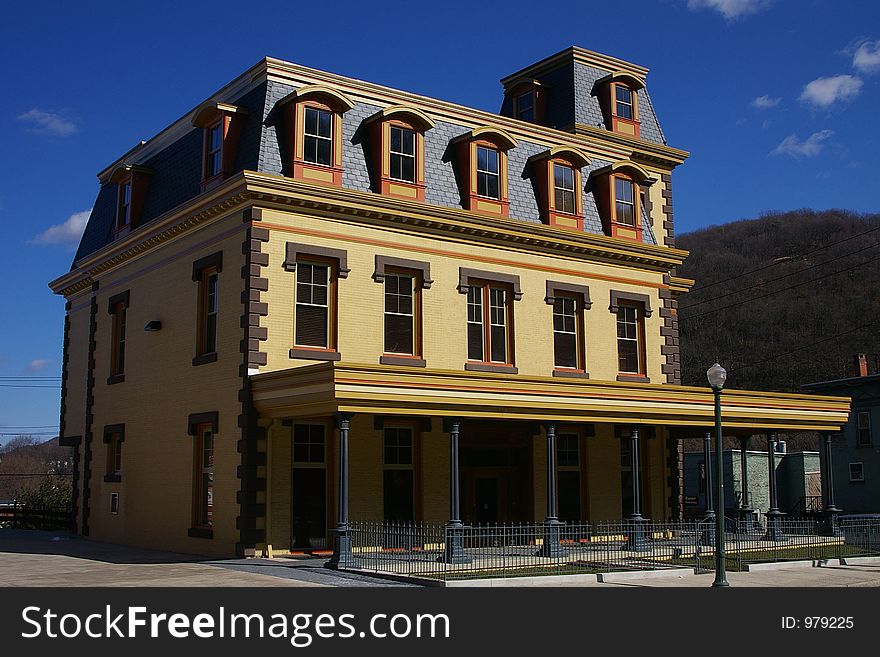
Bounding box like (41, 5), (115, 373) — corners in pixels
(474, 477), (499, 524)
(291, 423), (328, 549)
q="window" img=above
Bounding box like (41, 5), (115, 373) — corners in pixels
(467, 284), (511, 364)
(191, 101), (247, 191)
(557, 433), (581, 522)
(476, 146), (500, 199)
(107, 291), (129, 384)
(384, 272), (415, 355)
(857, 411), (872, 447)
(531, 147), (589, 230)
(553, 296), (580, 370)
(389, 126), (416, 183)
(103, 425), (124, 483)
(554, 164), (576, 215)
(516, 91), (535, 122)
(615, 85), (634, 120)
(365, 106), (433, 201)
(192, 252), (222, 365)
(295, 262), (331, 349)
(194, 423), (215, 528)
(452, 127), (516, 216)
(303, 107), (333, 166)
(384, 426), (415, 523)
(849, 462), (864, 482)
(205, 121), (223, 179)
(291, 422), (328, 548)
(617, 304), (642, 375)
(293, 423), (326, 464)
(615, 177), (636, 226)
(117, 179), (131, 229)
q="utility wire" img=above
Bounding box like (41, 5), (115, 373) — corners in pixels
(0, 385), (61, 389)
(680, 240), (880, 310)
(680, 252), (880, 322)
(689, 223), (880, 293)
(728, 318), (880, 374)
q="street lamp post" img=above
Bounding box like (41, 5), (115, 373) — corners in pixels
(707, 363), (730, 588)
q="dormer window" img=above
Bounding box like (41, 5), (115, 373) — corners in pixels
(365, 105), (434, 201)
(390, 126), (415, 182)
(192, 101), (248, 192)
(590, 161), (656, 242)
(516, 91), (535, 122)
(303, 107), (333, 166)
(117, 178), (132, 229)
(452, 126), (517, 217)
(278, 85), (355, 188)
(596, 71), (644, 138)
(105, 164), (153, 237)
(528, 146), (590, 230)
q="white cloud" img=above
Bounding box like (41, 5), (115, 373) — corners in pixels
(25, 359), (51, 373)
(799, 75), (863, 108)
(770, 130), (834, 158)
(853, 40), (880, 74)
(751, 94), (781, 109)
(687, 0), (773, 20)
(16, 108), (78, 137)
(30, 210), (90, 249)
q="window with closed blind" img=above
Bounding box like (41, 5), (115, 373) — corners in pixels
(284, 243), (349, 361)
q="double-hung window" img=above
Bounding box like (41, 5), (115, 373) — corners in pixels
(303, 107), (333, 167)
(476, 146), (500, 199)
(557, 433), (581, 522)
(117, 180), (131, 229)
(615, 178), (636, 226)
(295, 262), (331, 349)
(107, 291), (129, 384)
(195, 423), (214, 529)
(103, 425), (124, 483)
(857, 412), (872, 447)
(389, 126), (416, 183)
(517, 91), (535, 122)
(205, 121), (223, 179)
(616, 304), (642, 375)
(384, 272), (416, 356)
(615, 85), (634, 120)
(383, 426), (415, 522)
(554, 164), (576, 215)
(553, 296), (580, 370)
(192, 252), (222, 365)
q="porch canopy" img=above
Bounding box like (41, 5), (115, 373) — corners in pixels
(250, 362), (850, 433)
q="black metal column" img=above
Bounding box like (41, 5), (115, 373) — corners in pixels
(822, 431), (842, 536)
(763, 431), (784, 541)
(327, 412), (355, 569)
(443, 417), (471, 563)
(538, 423), (565, 557)
(626, 426), (648, 551)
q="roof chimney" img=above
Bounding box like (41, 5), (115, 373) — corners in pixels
(854, 353), (868, 377)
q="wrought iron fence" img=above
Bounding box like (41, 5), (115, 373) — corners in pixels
(346, 516), (880, 581)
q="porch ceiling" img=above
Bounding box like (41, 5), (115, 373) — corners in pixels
(249, 362), (851, 432)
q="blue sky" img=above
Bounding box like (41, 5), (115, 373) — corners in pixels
(1, 0), (878, 442)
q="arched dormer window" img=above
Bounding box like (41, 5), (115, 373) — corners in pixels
(451, 126), (517, 217)
(365, 106), (435, 201)
(590, 161), (656, 242)
(105, 164), (153, 237)
(596, 71), (645, 139)
(502, 77), (547, 124)
(528, 146), (591, 230)
(277, 85), (355, 187)
(191, 101), (248, 192)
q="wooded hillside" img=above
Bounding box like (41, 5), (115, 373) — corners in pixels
(676, 209), (880, 392)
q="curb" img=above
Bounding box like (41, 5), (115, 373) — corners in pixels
(597, 568), (695, 583)
(838, 555), (880, 566)
(744, 559), (821, 572)
(446, 573), (600, 587)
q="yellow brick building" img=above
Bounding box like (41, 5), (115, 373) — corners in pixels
(50, 47), (849, 560)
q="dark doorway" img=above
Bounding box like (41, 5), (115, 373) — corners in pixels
(383, 470), (414, 522)
(474, 477), (499, 523)
(291, 423), (328, 549)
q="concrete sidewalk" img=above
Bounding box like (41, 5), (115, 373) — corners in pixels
(2, 530), (878, 587)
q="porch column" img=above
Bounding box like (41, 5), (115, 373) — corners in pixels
(443, 417), (471, 563)
(327, 412), (355, 569)
(763, 431), (784, 541)
(821, 431), (842, 536)
(625, 425), (648, 551)
(538, 423), (565, 557)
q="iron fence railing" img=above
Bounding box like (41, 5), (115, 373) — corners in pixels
(0, 503), (73, 531)
(345, 516), (880, 581)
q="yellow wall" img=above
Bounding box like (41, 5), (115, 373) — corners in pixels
(257, 207), (666, 382)
(75, 210), (247, 557)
